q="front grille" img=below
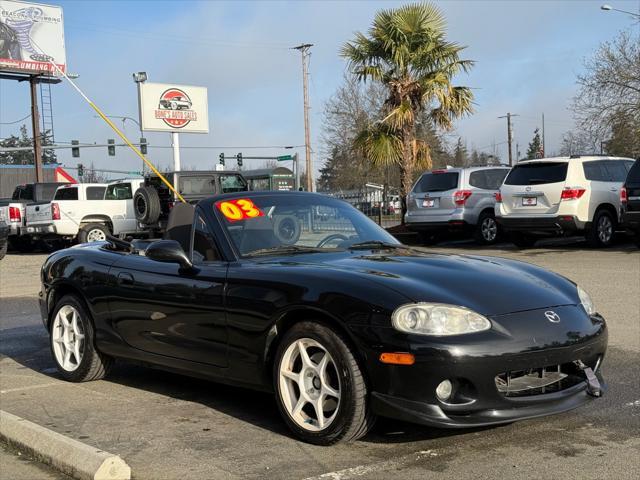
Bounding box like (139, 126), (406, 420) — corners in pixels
(495, 363), (586, 397)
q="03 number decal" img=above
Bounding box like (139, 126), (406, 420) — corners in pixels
(217, 198), (264, 221)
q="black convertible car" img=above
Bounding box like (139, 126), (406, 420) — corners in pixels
(40, 191), (606, 445)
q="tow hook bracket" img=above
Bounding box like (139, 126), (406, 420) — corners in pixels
(574, 360), (602, 397)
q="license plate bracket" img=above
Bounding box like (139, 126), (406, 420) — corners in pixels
(522, 196), (537, 206)
(422, 199), (435, 208)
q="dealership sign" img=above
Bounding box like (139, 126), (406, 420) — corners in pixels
(0, 0), (66, 75)
(139, 82), (209, 134)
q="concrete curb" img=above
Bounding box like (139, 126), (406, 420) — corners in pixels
(0, 410), (131, 480)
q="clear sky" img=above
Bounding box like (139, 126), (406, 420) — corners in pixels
(0, 0), (638, 178)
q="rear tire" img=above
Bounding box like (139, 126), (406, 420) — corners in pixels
(509, 232), (537, 249)
(0, 241), (7, 260)
(134, 186), (161, 224)
(9, 235), (34, 253)
(586, 210), (615, 248)
(77, 223), (110, 244)
(474, 212), (500, 245)
(50, 294), (113, 382)
(273, 321), (375, 445)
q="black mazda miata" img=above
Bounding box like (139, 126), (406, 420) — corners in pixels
(40, 191), (606, 445)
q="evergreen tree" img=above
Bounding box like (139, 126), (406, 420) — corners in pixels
(453, 138), (468, 167)
(526, 128), (543, 159)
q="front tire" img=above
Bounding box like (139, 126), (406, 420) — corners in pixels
(50, 295), (113, 382)
(273, 321), (374, 445)
(586, 210), (615, 248)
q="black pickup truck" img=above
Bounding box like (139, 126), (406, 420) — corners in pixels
(133, 170), (248, 230)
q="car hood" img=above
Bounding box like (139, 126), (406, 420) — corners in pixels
(315, 248), (579, 316)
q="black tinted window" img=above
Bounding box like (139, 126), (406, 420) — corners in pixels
(504, 163), (567, 185)
(469, 169), (508, 190)
(603, 161), (629, 182)
(192, 214), (219, 262)
(583, 161), (607, 181)
(105, 183), (132, 200)
(86, 187), (106, 200)
(414, 172), (459, 192)
(626, 161), (640, 184)
(54, 187), (78, 200)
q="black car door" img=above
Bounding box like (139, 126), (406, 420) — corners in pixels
(108, 214), (228, 367)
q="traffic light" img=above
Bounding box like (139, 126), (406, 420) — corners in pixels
(77, 163), (84, 178)
(236, 152), (243, 167)
(108, 139), (115, 156)
(219, 152), (225, 166)
(140, 137), (147, 155)
(71, 140), (80, 158)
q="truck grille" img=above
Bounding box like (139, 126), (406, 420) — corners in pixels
(495, 363), (585, 397)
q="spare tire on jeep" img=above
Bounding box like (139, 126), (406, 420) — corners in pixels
(134, 186), (161, 224)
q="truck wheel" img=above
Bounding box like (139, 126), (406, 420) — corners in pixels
(134, 186), (161, 224)
(78, 224), (110, 243)
(274, 321), (375, 445)
(0, 241), (7, 260)
(474, 212), (500, 245)
(8, 235), (34, 253)
(274, 215), (301, 245)
(586, 210), (615, 248)
(50, 294), (113, 382)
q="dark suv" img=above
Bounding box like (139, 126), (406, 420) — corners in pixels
(134, 170), (248, 228)
(621, 159), (640, 247)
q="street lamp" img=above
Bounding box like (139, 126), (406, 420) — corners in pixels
(132, 72), (147, 173)
(600, 4), (640, 18)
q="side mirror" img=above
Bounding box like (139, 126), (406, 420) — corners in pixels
(145, 240), (194, 271)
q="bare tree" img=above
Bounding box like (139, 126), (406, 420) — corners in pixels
(572, 30), (640, 143)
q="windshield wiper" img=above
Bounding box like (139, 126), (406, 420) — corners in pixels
(244, 245), (328, 257)
(347, 241), (403, 250)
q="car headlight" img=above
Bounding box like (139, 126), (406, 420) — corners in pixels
(577, 285), (596, 316)
(392, 303), (491, 336)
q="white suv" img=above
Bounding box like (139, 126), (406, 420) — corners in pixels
(496, 156), (635, 248)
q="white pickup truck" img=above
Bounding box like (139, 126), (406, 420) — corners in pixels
(24, 179), (145, 243)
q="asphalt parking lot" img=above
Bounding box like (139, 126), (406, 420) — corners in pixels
(1, 240), (639, 480)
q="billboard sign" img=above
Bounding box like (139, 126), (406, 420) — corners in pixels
(0, 0), (66, 76)
(139, 82), (209, 134)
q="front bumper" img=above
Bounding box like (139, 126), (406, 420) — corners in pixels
(355, 306), (607, 428)
(496, 215), (586, 235)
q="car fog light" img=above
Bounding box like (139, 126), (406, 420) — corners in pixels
(436, 380), (453, 401)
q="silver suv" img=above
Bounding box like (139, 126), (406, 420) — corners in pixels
(405, 166), (511, 244)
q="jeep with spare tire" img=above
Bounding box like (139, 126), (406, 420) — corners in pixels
(133, 170), (248, 233)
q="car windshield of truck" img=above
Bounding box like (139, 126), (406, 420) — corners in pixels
(54, 187), (78, 200)
(214, 194), (399, 257)
(105, 183), (132, 200)
(504, 162), (568, 185)
(220, 174), (248, 193)
(414, 172), (459, 193)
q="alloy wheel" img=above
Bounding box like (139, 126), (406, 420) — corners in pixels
(481, 217), (498, 242)
(278, 338), (341, 431)
(597, 215), (613, 244)
(52, 305), (85, 372)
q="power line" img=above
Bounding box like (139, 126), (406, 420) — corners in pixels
(0, 114), (31, 125)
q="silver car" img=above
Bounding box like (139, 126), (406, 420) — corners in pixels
(405, 166), (511, 245)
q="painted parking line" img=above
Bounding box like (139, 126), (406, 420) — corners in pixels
(0, 382), (61, 395)
(303, 449), (439, 480)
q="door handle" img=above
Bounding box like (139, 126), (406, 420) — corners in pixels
(610, 188), (618, 192)
(117, 272), (134, 285)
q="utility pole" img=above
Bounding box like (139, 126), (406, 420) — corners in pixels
(498, 113), (519, 166)
(30, 76), (44, 182)
(293, 43), (313, 191)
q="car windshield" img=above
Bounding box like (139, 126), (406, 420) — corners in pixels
(414, 172), (459, 192)
(505, 162), (568, 185)
(214, 194), (400, 257)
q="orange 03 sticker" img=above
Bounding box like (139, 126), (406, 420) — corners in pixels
(216, 198), (264, 222)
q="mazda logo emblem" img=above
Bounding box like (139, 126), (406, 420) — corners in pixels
(545, 311), (561, 323)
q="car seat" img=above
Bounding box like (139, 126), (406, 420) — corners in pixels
(164, 203), (195, 253)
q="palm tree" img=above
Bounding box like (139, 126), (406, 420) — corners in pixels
(341, 2), (474, 221)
